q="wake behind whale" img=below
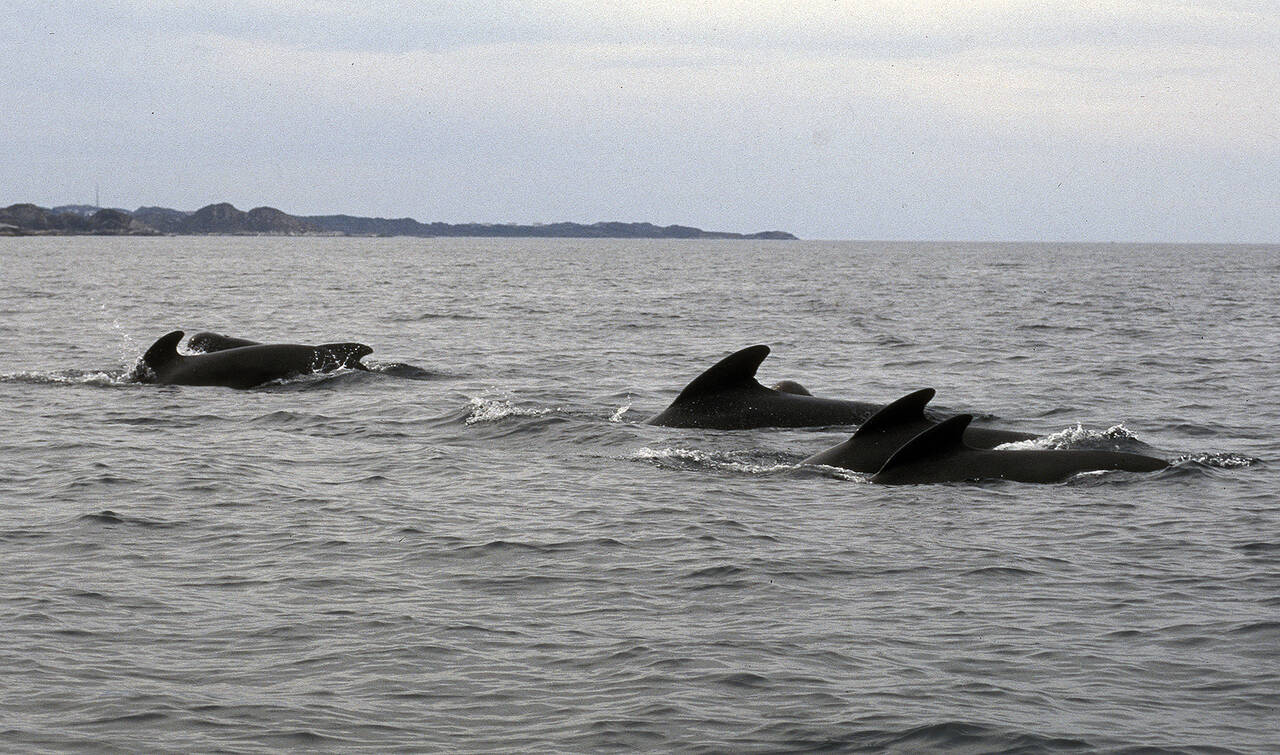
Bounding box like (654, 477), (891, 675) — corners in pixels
(646, 345), (883, 429)
(646, 345), (1036, 441)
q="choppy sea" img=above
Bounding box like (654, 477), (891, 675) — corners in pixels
(1, 236), (1276, 753)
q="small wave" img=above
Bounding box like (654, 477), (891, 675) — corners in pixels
(441, 622), (530, 638)
(0, 369), (136, 387)
(76, 711), (171, 726)
(454, 539), (554, 555)
(249, 409), (334, 427)
(714, 671), (770, 688)
(261, 367), (371, 391)
(962, 565), (1041, 579)
(0, 528), (50, 543)
(402, 312), (487, 321)
(632, 446), (797, 476)
(464, 395), (551, 425)
(452, 537), (628, 556)
(73, 510), (173, 528)
(841, 720), (1094, 753)
(1173, 452), (1259, 468)
(684, 564), (747, 579)
(259, 731), (356, 748)
(1228, 620), (1280, 638)
(78, 510), (125, 524)
(874, 334), (914, 348)
(366, 362), (444, 380)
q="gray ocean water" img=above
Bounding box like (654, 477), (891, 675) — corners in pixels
(1, 236), (1276, 753)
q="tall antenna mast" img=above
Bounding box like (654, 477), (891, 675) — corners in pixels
(95, 183), (100, 209)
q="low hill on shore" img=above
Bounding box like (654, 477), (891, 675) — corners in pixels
(0, 202), (796, 240)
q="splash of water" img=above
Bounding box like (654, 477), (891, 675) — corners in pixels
(464, 395), (551, 425)
(632, 446), (801, 476)
(609, 401), (632, 423)
(998, 422), (1139, 451)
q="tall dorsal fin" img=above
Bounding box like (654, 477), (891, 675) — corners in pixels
(142, 330), (184, 370)
(876, 413), (973, 474)
(672, 345), (770, 402)
(854, 388), (936, 437)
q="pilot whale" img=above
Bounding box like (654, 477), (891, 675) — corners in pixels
(185, 331), (371, 371)
(647, 345), (883, 429)
(138, 330), (372, 388)
(870, 414), (1168, 485)
(802, 388), (1039, 472)
(186, 331), (262, 353)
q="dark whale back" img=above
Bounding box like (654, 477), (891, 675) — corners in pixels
(139, 330), (372, 388)
(802, 388), (939, 471)
(647, 345), (880, 429)
(871, 414), (1168, 485)
(313, 343), (374, 371)
(187, 331), (259, 353)
(187, 332), (370, 372)
(802, 388), (1040, 472)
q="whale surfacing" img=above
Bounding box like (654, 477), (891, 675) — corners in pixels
(647, 345), (881, 429)
(870, 414), (1168, 485)
(139, 330), (372, 388)
(186, 331), (260, 353)
(802, 388), (1039, 472)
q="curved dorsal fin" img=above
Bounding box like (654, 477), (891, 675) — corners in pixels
(854, 388), (936, 437)
(876, 413), (973, 474)
(142, 330), (184, 370)
(673, 345), (770, 402)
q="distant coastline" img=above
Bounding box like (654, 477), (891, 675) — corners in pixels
(0, 202), (797, 240)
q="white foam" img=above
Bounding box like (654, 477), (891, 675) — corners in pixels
(1174, 452), (1257, 469)
(632, 446), (799, 476)
(464, 395), (550, 425)
(609, 402), (632, 423)
(0, 369), (133, 386)
(634, 446), (712, 463)
(998, 422), (1139, 450)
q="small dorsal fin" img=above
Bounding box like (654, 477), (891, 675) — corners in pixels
(672, 345), (770, 402)
(142, 330), (184, 370)
(854, 388), (936, 437)
(876, 413), (973, 473)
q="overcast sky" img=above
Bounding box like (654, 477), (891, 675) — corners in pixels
(4, 1), (1276, 241)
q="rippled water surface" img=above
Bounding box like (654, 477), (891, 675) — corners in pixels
(1, 237), (1277, 752)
